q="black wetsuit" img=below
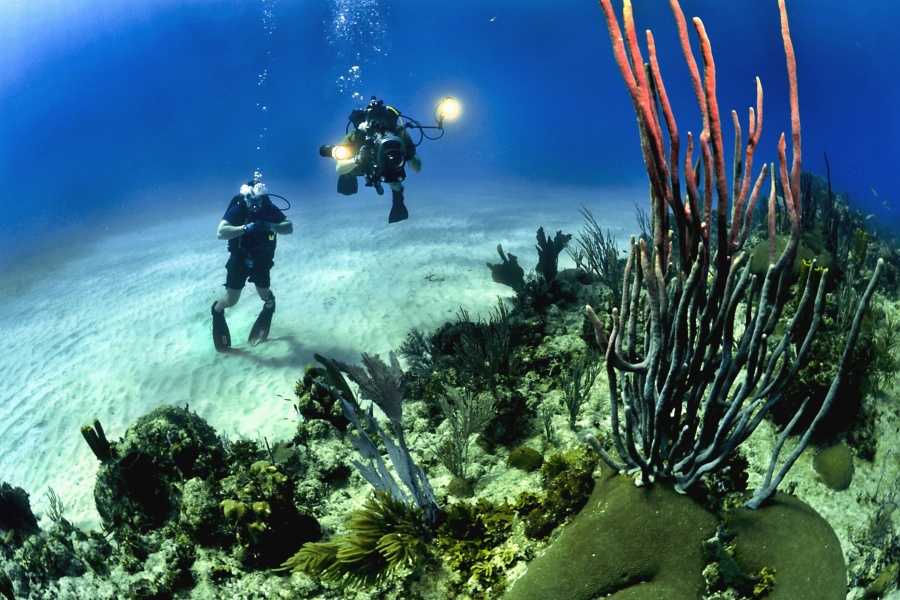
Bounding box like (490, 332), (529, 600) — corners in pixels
(222, 195), (286, 290)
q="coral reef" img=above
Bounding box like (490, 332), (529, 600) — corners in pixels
(92, 405), (226, 532)
(534, 227), (572, 284)
(726, 493), (847, 600)
(1, 405), (336, 598)
(568, 206), (626, 307)
(0, 482), (39, 547)
(587, 0), (882, 511)
(505, 468), (847, 600)
(487, 244), (526, 294)
(3, 5), (897, 600)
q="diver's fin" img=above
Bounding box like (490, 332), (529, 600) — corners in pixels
(388, 190), (408, 223)
(211, 302), (231, 352)
(337, 174), (358, 196)
(248, 295), (276, 346)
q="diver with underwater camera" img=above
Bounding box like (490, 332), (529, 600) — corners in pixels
(319, 95), (461, 223)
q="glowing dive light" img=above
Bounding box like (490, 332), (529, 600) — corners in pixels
(435, 96), (462, 126)
(331, 145), (353, 161)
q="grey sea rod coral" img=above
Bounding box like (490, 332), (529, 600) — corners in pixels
(315, 353), (440, 523)
(584, 0), (883, 508)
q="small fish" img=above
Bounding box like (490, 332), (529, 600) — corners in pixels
(871, 187), (879, 198)
(489, 16), (497, 23)
(865, 214), (875, 221)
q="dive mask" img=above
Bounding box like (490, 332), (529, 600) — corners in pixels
(240, 181), (268, 211)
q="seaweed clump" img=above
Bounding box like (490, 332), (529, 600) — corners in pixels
(513, 448), (598, 539)
(434, 499), (529, 598)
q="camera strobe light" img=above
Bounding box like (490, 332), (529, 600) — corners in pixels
(331, 145), (353, 161)
(436, 96), (462, 125)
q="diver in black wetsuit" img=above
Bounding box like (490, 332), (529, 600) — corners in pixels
(211, 175), (294, 351)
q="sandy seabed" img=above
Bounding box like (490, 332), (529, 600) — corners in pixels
(0, 180), (639, 528)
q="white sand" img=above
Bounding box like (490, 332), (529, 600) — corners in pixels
(0, 179), (640, 528)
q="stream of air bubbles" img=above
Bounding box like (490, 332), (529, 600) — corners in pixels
(327, 0), (389, 102)
(253, 0), (276, 177)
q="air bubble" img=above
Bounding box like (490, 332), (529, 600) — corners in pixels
(327, 0), (389, 98)
(253, 0), (278, 161)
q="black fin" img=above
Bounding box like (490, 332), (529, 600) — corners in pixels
(211, 302), (231, 352)
(248, 296), (276, 345)
(337, 174), (358, 196)
(388, 190), (408, 223)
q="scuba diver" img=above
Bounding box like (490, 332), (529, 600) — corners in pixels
(320, 95), (461, 224)
(211, 172), (293, 351)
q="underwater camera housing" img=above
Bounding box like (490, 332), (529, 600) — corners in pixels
(319, 132), (407, 196)
(320, 95), (459, 196)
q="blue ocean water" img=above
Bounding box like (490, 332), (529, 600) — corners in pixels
(2, 0), (898, 266)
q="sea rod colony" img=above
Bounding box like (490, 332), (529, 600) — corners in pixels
(582, 0), (883, 507)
